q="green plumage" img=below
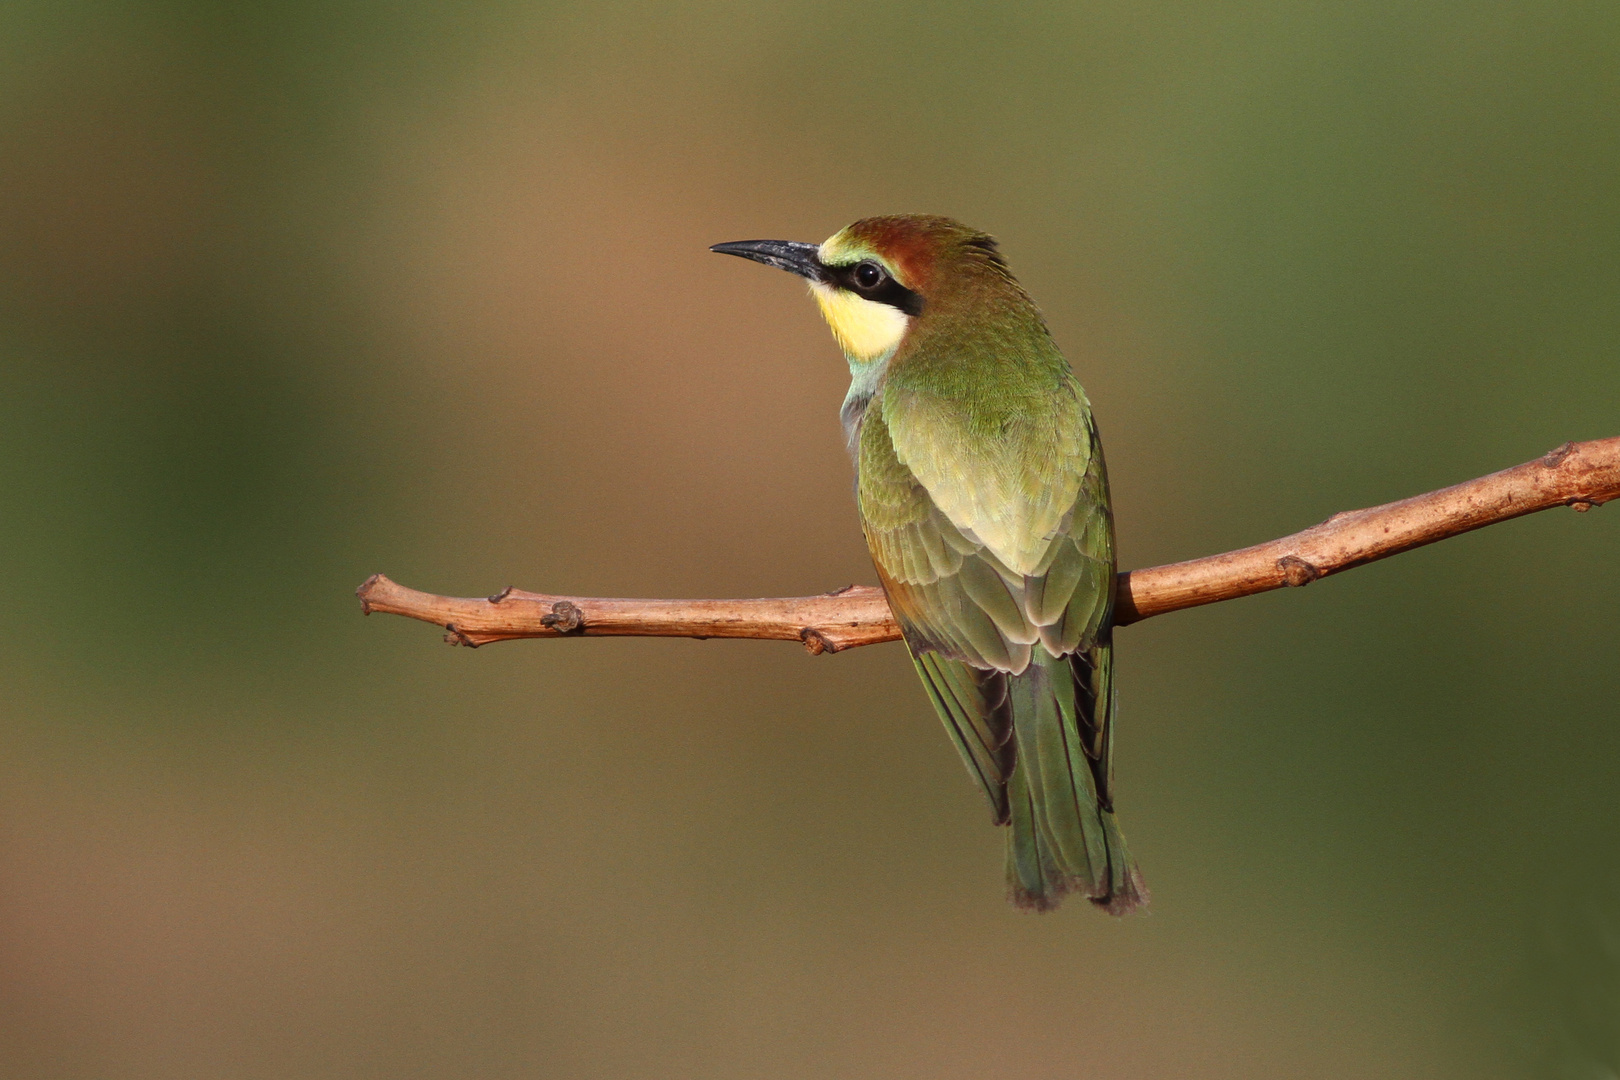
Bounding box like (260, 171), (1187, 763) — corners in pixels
(713, 215), (1146, 914)
(848, 218), (1144, 914)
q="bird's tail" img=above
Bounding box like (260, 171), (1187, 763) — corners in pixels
(1005, 642), (1146, 915)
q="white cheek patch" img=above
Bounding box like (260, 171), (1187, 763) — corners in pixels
(810, 282), (910, 362)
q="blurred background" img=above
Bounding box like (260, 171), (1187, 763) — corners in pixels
(0, 1), (1616, 1076)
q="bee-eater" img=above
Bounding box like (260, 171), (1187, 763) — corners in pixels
(713, 215), (1145, 914)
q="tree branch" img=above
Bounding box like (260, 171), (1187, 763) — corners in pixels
(357, 437), (1620, 653)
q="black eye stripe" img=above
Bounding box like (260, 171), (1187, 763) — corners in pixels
(827, 261), (925, 317)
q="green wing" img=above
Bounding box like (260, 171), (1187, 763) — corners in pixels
(857, 377), (1142, 911)
(856, 387), (1115, 801)
(859, 377), (1114, 657)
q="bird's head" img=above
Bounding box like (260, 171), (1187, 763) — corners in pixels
(712, 215), (1014, 364)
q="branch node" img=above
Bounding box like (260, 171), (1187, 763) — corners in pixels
(1572, 500), (1596, 513)
(444, 622), (478, 648)
(488, 585), (514, 604)
(1543, 442), (1576, 467)
(800, 627), (837, 655)
(356, 573), (379, 615)
(1278, 555), (1321, 587)
(541, 600), (585, 634)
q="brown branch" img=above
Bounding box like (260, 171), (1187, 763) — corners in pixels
(357, 579), (901, 653)
(357, 437), (1620, 653)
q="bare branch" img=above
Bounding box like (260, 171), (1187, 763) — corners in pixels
(1115, 436), (1620, 622)
(358, 437), (1620, 653)
(356, 578), (899, 653)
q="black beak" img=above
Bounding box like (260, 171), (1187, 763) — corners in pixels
(709, 239), (830, 283)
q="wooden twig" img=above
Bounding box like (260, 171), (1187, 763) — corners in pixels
(356, 579), (900, 653)
(357, 437), (1620, 653)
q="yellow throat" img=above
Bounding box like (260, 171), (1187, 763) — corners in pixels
(809, 281), (910, 362)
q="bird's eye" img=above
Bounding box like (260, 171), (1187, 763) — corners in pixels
(853, 261), (886, 290)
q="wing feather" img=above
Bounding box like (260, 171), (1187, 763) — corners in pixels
(913, 652), (1014, 823)
(857, 391), (1118, 823)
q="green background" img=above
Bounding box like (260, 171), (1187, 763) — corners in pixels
(1, 1), (1617, 1076)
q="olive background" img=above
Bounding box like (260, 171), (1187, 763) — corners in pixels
(1, 2), (1617, 1077)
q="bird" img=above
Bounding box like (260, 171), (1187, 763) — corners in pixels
(712, 215), (1145, 914)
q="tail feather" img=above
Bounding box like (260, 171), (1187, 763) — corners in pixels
(1011, 662), (1101, 886)
(1005, 646), (1146, 915)
(1006, 762), (1063, 905)
(908, 636), (1146, 914)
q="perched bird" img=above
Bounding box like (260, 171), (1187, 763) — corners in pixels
(713, 216), (1145, 914)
